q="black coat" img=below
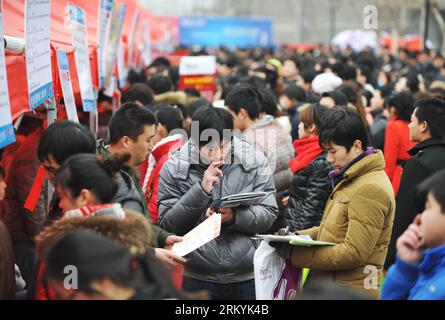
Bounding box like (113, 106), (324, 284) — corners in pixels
(385, 138), (445, 269)
(285, 152), (333, 232)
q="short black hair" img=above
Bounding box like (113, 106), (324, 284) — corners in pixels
(187, 98), (210, 118)
(377, 85), (393, 100)
(38, 121), (96, 165)
(358, 64), (374, 84)
(0, 166), (4, 180)
(338, 85), (358, 104)
(414, 97), (445, 138)
(150, 104), (183, 133)
(191, 105), (234, 147)
(402, 72), (420, 93)
(224, 55), (240, 69)
(147, 75), (173, 95)
(109, 103), (157, 144)
(312, 103), (330, 129)
(300, 69), (317, 84)
(121, 84), (154, 106)
(127, 69), (147, 85)
(319, 107), (370, 151)
(387, 92), (415, 121)
(225, 85), (261, 120)
(321, 91), (348, 106)
(184, 87), (201, 98)
(259, 88), (278, 116)
(282, 84), (306, 102)
(339, 65), (357, 81)
(239, 76), (267, 89)
(149, 56), (171, 69)
(418, 169), (445, 214)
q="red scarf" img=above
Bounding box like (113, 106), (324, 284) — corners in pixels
(289, 136), (323, 174)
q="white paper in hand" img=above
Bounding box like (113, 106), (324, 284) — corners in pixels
(172, 213), (221, 257)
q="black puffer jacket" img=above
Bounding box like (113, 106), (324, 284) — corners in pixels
(285, 152), (333, 232)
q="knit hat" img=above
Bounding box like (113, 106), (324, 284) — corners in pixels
(312, 72), (343, 95)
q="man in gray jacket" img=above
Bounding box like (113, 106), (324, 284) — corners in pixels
(158, 105), (278, 300)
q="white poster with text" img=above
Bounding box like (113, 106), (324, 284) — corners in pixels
(56, 51), (79, 123)
(0, 0), (15, 148)
(68, 3), (96, 112)
(25, 0), (54, 110)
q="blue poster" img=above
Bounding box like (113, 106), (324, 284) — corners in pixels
(179, 16), (273, 48)
(0, 124), (15, 149)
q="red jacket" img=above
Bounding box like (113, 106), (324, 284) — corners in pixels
(384, 117), (417, 194)
(138, 134), (184, 224)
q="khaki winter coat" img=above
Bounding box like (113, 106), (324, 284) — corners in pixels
(292, 151), (395, 299)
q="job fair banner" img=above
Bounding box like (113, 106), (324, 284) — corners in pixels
(0, 0), (15, 149)
(179, 56), (216, 102)
(179, 16), (273, 49)
(68, 3), (97, 112)
(97, 0), (114, 89)
(24, 0), (54, 110)
(56, 51), (79, 123)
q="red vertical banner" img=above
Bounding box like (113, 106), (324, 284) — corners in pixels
(24, 165), (46, 213)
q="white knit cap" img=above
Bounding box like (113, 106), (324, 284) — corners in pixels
(311, 72), (343, 95)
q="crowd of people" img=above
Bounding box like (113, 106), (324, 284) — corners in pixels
(1, 43), (445, 300)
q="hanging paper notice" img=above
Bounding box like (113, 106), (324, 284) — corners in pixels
(117, 39), (127, 88)
(0, 0), (15, 148)
(104, 2), (126, 89)
(56, 51), (79, 123)
(97, 0), (114, 88)
(24, 0), (54, 110)
(68, 3), (96, 112)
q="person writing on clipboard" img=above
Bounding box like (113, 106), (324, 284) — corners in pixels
(270, 107), (395, 300)
(158, 105), (278, 300)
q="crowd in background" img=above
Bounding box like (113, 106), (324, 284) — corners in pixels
(1, 43), (445, 300)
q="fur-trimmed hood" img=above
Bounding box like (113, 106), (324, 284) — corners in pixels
(35, 210), (153, 258)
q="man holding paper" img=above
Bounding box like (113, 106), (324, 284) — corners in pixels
(158, 105), (278, 300)
(270, 107), (395, 299)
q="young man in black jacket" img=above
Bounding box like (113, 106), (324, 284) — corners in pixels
(385, 97), (445, 269)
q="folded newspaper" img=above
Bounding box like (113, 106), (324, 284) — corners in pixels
(255, 234), (336, 247)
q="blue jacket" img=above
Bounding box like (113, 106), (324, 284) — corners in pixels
(381, 244), (445, 300)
